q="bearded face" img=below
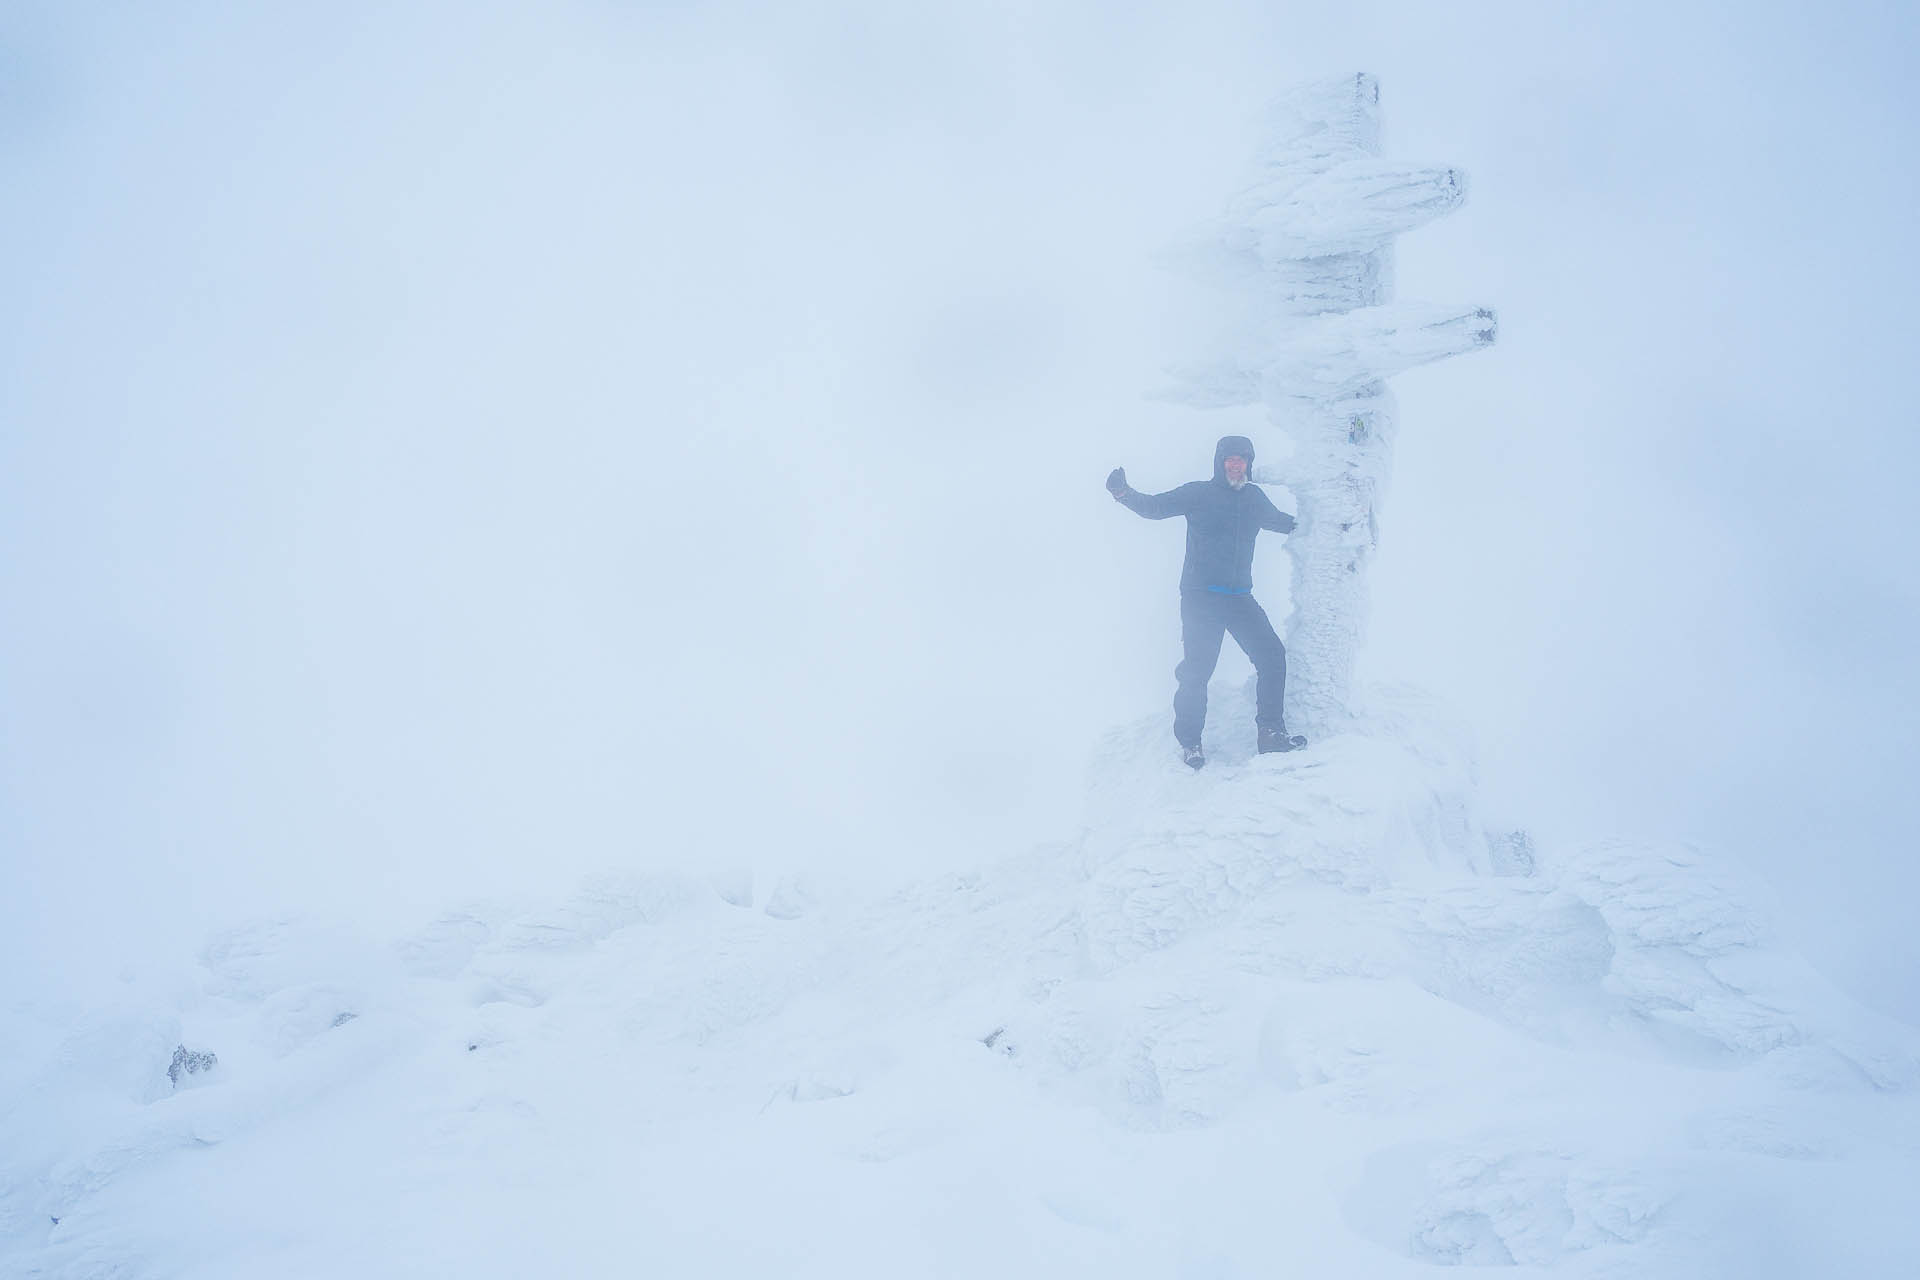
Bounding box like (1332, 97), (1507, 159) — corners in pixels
(1223, 455), (1248, 487)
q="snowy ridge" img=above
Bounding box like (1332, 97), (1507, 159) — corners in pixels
(5, 687), (1919, 1276)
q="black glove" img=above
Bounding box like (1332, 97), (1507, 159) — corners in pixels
(1106, 467), (1128, 495)
(1277, 511), (1296, 533)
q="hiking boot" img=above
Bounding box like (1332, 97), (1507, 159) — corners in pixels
(1180, 743), (1207, 770)
(1257, 725), (1306, 754)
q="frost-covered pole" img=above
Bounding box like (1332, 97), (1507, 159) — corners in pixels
(1160, 74), (1496, 736)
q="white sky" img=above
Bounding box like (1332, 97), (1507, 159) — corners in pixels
(3, 0), (1916, 1016)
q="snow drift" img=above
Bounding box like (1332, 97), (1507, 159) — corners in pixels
(4, 684), (1918, 1277)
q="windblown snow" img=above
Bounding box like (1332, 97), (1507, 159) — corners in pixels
(5, 684), (1918, 1277)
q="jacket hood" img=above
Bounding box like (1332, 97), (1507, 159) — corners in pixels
(1212, 435), (1256, 482)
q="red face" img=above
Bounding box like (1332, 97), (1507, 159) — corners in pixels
(1223, 455), (1248, 484)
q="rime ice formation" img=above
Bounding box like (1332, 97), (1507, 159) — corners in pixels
(5, 699), (1918, 1277)
(1160, 74), (1497, 735)
(2, 79), (1910, 1280)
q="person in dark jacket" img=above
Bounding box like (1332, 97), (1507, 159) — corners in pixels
(1107, 435), (1306, 769)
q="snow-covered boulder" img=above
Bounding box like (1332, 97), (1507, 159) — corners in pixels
(3, 684), (1916, 1277)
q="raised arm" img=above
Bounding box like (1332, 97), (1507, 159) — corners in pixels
(1107, 468), (1196, 520)
(1254, 486), (1297, 534)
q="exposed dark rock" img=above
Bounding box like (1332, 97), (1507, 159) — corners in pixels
(168, 1045), (217, 1087)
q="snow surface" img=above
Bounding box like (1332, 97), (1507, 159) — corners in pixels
(6, 682), (1919, 1278)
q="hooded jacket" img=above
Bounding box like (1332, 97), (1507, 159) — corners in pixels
(1114, 435), (1296, 593)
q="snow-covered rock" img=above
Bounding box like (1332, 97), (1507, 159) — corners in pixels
(3, 684), (1916, 1277)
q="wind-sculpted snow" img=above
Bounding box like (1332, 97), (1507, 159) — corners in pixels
(4, 688), (1918, 1277)
(1161, 302), (1497, 409)
(1224, 159), (1468, 263)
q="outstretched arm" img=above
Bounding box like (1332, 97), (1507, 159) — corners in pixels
(1107, 469), (1195, 519)
(1254, 487), (1297, 534)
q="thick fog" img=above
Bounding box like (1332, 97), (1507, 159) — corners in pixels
(4, 1), (1915, 1018)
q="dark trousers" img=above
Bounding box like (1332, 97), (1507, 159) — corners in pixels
(1174, 590), (1287, 748)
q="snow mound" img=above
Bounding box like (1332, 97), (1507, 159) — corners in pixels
(4, 684), (1917, 1277)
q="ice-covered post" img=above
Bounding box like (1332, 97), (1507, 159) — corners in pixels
(1160, 74), (1496, 736)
